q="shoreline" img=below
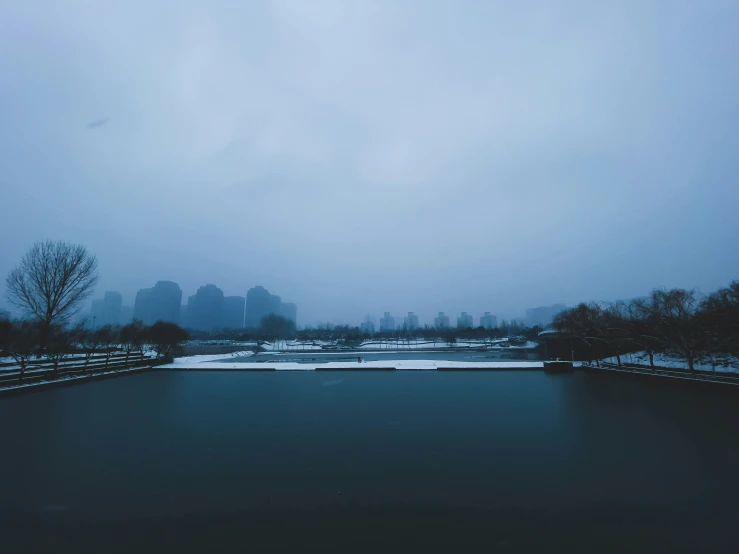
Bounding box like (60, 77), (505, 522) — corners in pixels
(0, 364), (157, 397)
(3, 356), (739, 397)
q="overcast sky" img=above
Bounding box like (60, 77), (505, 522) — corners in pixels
(1, 0), (738, 325)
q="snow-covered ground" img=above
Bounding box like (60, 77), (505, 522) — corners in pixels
(603, 351), (739, 374)
(162, 355), (543, 371)
(0, 353), (88, 365)
(0, 352), (152, 373)
(260, 341), (323, 351)
(169, 351), (255, 364)
(357, 339), (537, 350)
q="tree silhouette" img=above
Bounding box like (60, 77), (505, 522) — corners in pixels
(5, 320), (42, 380)
(149, 321), (189, 361)
(5, 241), (98, 337)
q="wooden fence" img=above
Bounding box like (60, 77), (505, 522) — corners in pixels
(0, 351), (157, 387)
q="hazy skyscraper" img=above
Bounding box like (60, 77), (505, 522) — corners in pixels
(379, 312), (395, 332)
(90, 291), (122, 327)
(222, 296), (245, 329)
(134, 281), (182, 325)
(244, 286), (278, 328)
(360, 318), (375, 335)
(524, 304), (566, 327)
(187, 284), (224, 332)
(279, 302), (298, 324)
(457, 312), (474, 329)
(480, 312), (498, 329)
(434, 312), (450, 329)
(404, 312), (419, 330)
(244, 286), (297, 328)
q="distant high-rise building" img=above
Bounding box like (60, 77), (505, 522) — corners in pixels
(245, 286), (277, 327)
(457, 312), (474, 329)
(434, 312), (450, 329)
(187, 284), (224, 332)
(480, 312), (498, 329)
(279, 302), (297, 324)
(524, 304), (566, 327)
(222, 296), (245, 329)
(360, 320), (375, 335)
(404, 312), (419, 330)
(244, 286), (297, 328)
(90, 291), (122, 327)
(134, 281), (182, 325)
(379, 312), (395, 332)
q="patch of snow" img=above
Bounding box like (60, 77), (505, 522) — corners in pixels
(170, 351), (255, 364)
(260, 341), (323, 351)
(603, 352), (739, 374)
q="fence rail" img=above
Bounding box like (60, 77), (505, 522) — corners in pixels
(0, 352), (156, 387)
(587, 361), (739, 387)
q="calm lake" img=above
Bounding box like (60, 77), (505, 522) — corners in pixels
(1, 370), (738, 553)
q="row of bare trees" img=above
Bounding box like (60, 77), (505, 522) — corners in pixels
(553, 282), (739, 373)
(2, 240), (189, 382)
(0, 318), (189, 380)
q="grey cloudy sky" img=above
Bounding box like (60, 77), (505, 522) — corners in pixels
(1, 0), (738, 325)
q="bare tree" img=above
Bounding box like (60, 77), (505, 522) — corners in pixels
(5, 240), (98, 334)
(0, 317), (11, 354)
(45, 323), (84, 375)
(80, 327), (102, 372)
(6, 320), (42, 380)
(95, 325), (119, 368)
(700, 281), (739, 362)
(149, 321), (189, 361)
(628, 298), (665, 370)
(553, 303), (604, 365)
(638, 289), (704, 373)
(120, 321), (143, 368)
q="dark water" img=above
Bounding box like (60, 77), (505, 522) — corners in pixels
(1, 370), (738, 553)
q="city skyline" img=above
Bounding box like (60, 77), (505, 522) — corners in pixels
(65, 275), (576, 328)
(81, 282), (566, 330)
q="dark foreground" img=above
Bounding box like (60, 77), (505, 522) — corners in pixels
(1, 370), (738, 553)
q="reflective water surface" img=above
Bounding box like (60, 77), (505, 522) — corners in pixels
(1, 370), (738, 553)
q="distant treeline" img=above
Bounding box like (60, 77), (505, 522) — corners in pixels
(553, 281), (739, 372)
(186, 316), (541, 345)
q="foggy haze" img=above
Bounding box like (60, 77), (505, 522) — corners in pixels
(1, 0), (738, 325)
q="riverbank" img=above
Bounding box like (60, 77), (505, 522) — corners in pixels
(0, 364), (158, 397)
(582, 363), (739, 391)
(162, 352), (546, 371)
